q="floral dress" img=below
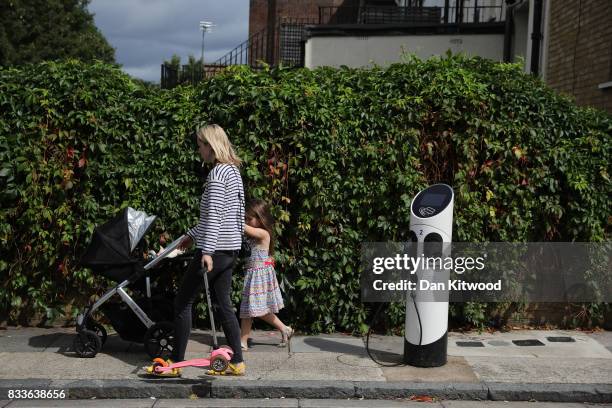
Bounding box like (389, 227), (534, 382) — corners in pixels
(239, 237), (284, 318)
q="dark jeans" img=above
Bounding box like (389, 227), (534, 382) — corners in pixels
(172, 249), (243, 364)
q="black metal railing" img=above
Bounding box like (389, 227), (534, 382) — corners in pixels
(160, 64), (197, 89)
(319, 3), (505, 25)
(448, 5), (506, 23)
(161, 63), (237, 89)
(319, 6), (441, 25)
(210, 18), (316, 69)
(161, 18), (317, 88)
(213, 27), (270, 67)
(277, 18), (316, 67)
(161, 28), (270, 88)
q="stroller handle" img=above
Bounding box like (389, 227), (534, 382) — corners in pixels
(143, 235), (186, 270)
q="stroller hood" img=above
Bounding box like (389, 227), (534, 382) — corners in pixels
(126, 208), (156, 252)
(81, 207), (156, 268)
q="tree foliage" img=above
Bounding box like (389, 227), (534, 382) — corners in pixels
(0, 0), (115, 65)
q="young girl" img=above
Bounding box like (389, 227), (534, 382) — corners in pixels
(240, 199), (293, 350)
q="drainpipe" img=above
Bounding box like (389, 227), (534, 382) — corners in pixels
(503, 0), (516, 62)
(266, 0), (277, 65)
(530, 0), (543, 75)
(444, 0), (449, 24)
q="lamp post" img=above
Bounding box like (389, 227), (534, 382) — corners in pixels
(199, 21), (215, 64)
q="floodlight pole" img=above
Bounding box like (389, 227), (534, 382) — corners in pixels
(199, 21), (214, 65)
(201, 30), (205, 63)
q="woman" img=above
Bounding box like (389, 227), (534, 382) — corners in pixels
(173, 124), (246, 376)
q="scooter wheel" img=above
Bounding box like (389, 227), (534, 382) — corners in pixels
(210, 355), (229, 373)
(153, 357), (168, 367)
(73, 329), (102, 358)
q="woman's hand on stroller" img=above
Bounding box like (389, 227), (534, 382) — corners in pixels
(178, 235), (193, 251)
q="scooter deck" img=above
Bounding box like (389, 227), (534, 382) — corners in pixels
(142, 361), (182, 377)
(142, 369), (182, 378)
(155, 358), (212, 373)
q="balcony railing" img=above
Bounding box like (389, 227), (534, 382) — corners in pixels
(319, 4), (506, 26)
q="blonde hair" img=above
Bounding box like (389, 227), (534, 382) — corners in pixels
(196, 124), (242, 166)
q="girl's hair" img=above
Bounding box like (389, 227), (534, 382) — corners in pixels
(246, 199), (275, 255)
(196, 124), (242, 166)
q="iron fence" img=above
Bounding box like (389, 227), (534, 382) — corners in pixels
(319, 2), (505, 25)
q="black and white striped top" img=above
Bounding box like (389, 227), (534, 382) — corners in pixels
(186, 163), (245, 255)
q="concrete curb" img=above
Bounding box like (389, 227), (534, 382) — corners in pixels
(0, 379), (610, 402)
(485, 382), (612, 404)
(354, 381), (488, 400)
(211, 380), (355, 399)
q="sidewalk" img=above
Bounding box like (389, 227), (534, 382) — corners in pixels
(0, 327), (611, 403)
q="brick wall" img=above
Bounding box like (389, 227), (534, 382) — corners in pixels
(249, 0), (270, 40)
(249, 0), (350, 38)
(545, 0), (612, 113)
(249, 0), (351, 65)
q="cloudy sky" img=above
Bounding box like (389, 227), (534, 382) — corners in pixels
(89, 0), (250, 83)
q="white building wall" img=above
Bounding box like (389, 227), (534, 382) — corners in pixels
(513, 4), (529, 63)
(304, 34), (505, 69)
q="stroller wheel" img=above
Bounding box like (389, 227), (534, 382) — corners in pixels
(210, 355), (229, 373)
(73, 329), (102, 358)
(86, 321), (107, 346)
(144, 321), (175, 359)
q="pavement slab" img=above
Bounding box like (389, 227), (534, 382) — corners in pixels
(290, 336), (368, 355)
(0, 352), (146, 380)
(0, 329), (65, 353)
(467, 357), (612, 384)
(448, 330), (612, 359)
(207, 352), (385, 382)
(589, 331), (612, 354)
(382, 356), (479, 383)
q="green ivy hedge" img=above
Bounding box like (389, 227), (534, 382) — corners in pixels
(0, 57), (610, 331)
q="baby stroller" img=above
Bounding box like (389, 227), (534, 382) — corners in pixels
(76, 207), (187, 359)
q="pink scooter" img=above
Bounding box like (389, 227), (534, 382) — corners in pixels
(145, 265), (233, 376)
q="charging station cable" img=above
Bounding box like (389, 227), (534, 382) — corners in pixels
(364, 297), (422, 367)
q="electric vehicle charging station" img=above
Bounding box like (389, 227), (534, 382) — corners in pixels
(404, 184), (454, 367)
